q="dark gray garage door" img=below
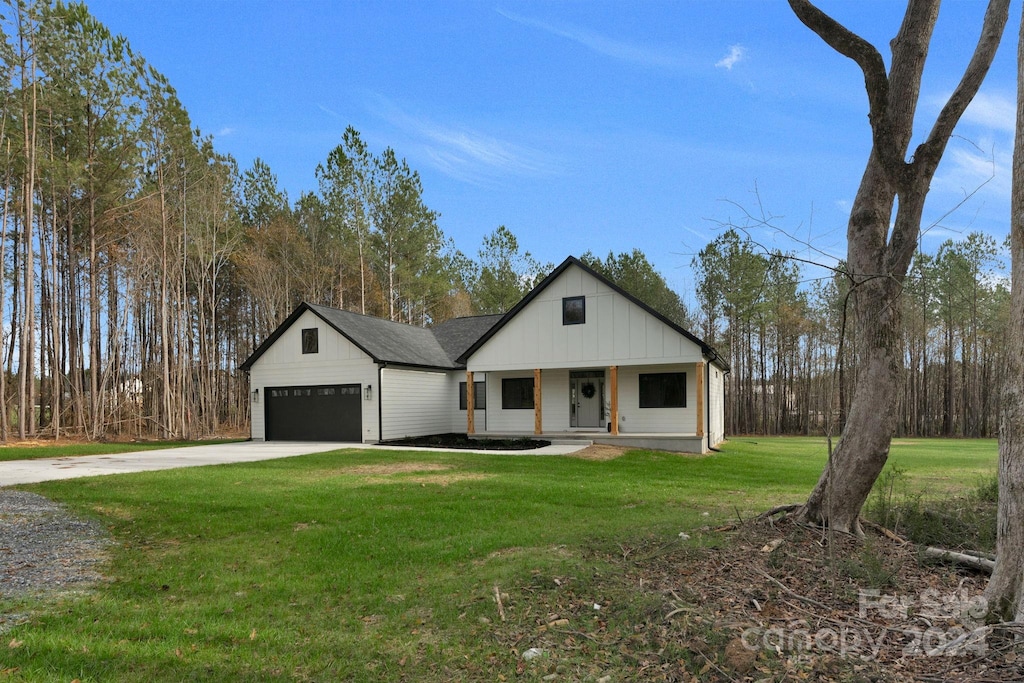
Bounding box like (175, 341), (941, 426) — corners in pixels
(264, 384), (362, 441)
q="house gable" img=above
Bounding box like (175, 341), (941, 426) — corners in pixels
(240, 302), (460, 372)
(245, 308), (376, 371)
(463, 258), (721, 372)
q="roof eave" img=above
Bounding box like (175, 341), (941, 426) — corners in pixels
(238, 302), (385, 372)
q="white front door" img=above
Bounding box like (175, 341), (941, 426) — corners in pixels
(570, 375), (603, 428)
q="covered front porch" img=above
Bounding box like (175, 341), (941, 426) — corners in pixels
(463, 362), (712, 453)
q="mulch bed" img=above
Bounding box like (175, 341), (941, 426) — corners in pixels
(491, 516), (1024, 682)
(382, 433), (551, 450)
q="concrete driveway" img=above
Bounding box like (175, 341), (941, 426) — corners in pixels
(0, 442), (354, 486)
(0, 440), (587, 486)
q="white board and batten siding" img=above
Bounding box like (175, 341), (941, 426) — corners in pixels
(379, 367), (450, 441)
(481, 372), (534, 433)
(467, 265), (705, 373)
(480, 369), (573, 433)
(615, 364), (697, 434)
(540, 369), (571, 429)
(248, 309), (379, 442)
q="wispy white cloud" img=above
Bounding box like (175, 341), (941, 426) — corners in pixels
(368, 96), (561, 184)
(317, 104), (343, 120)
(715, 45), (745, 71)
(928, 90), (1014, 134)
(496, 8), (684, 69)
(216, 127), (235, 137)
(933, 143), (1010, 199)
(961, 91), (1015, 133)
(927, 139), (1011, 244)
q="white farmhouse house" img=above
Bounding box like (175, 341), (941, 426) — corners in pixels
(240, 256), (728, 453)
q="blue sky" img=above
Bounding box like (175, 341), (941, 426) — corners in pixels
(86, 1), (1018, 297)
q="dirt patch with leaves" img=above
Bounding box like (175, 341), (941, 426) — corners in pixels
(568, 444), (630, 461)
(485, 517), (1022, 682)
(334, 462), (453, 476)
(319, 462), (494, 486)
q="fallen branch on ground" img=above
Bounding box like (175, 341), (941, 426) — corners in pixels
(860, 519), (909, 545)
(923, 547), (995, 574)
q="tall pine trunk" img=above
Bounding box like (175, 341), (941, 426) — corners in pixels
(17, 11), (37, 439)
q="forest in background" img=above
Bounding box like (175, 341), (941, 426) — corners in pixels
(0, 1), (1011, 441)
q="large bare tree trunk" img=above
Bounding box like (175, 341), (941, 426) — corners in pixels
(789, 0), (1009, 534)
(985, 5), (1024, 622)
(803, 277), (904, 533)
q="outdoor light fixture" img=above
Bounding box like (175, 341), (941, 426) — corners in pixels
(364, 384), (373, 401)
(252, 388), (259, 403)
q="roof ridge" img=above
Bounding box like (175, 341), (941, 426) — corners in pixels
(306, 302), (433, 329)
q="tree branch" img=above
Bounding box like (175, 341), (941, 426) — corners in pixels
(787, 0), (904, 182)
(916, 0), (1010, 174)
(886, 0), (1009, 277)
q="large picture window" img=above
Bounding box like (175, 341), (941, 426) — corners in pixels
(501, 377), (535, 409)
(459, 381), (486, 410)
(639, 372), (686, 408)
(562, 296), (585, 325)
(301, 328), (319, 354)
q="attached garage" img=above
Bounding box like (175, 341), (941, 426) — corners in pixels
(264, 384), (362, 442)
(241, 303), (496, 443)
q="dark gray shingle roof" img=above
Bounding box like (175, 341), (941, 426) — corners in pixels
(239, 303), (503, 371)
(430, 314), (505, 363)
(307, 304), (456, 368)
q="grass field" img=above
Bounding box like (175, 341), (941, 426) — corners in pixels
(0, 437), (997, 681)
(0, 439), (243, 462)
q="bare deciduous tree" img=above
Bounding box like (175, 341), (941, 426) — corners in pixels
(788, 0), (1010, 534)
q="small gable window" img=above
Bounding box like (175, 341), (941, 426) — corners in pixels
(639, 372), (686, 409)
(301, 328), (319, 354)
(563, 296), (585, 325)
(502, 377), (534, 409)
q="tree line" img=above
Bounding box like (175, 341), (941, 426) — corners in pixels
(0, 1), (693, 441)
(692, 228), (1011, 440)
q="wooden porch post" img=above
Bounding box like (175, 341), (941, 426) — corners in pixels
(695, 361), (705, 440)
(534, 368), (542, 435)
(466, 371), (475, 435)
(609, 365), (619, 435)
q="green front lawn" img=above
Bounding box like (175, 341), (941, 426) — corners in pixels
(1, 437), (997, 681)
